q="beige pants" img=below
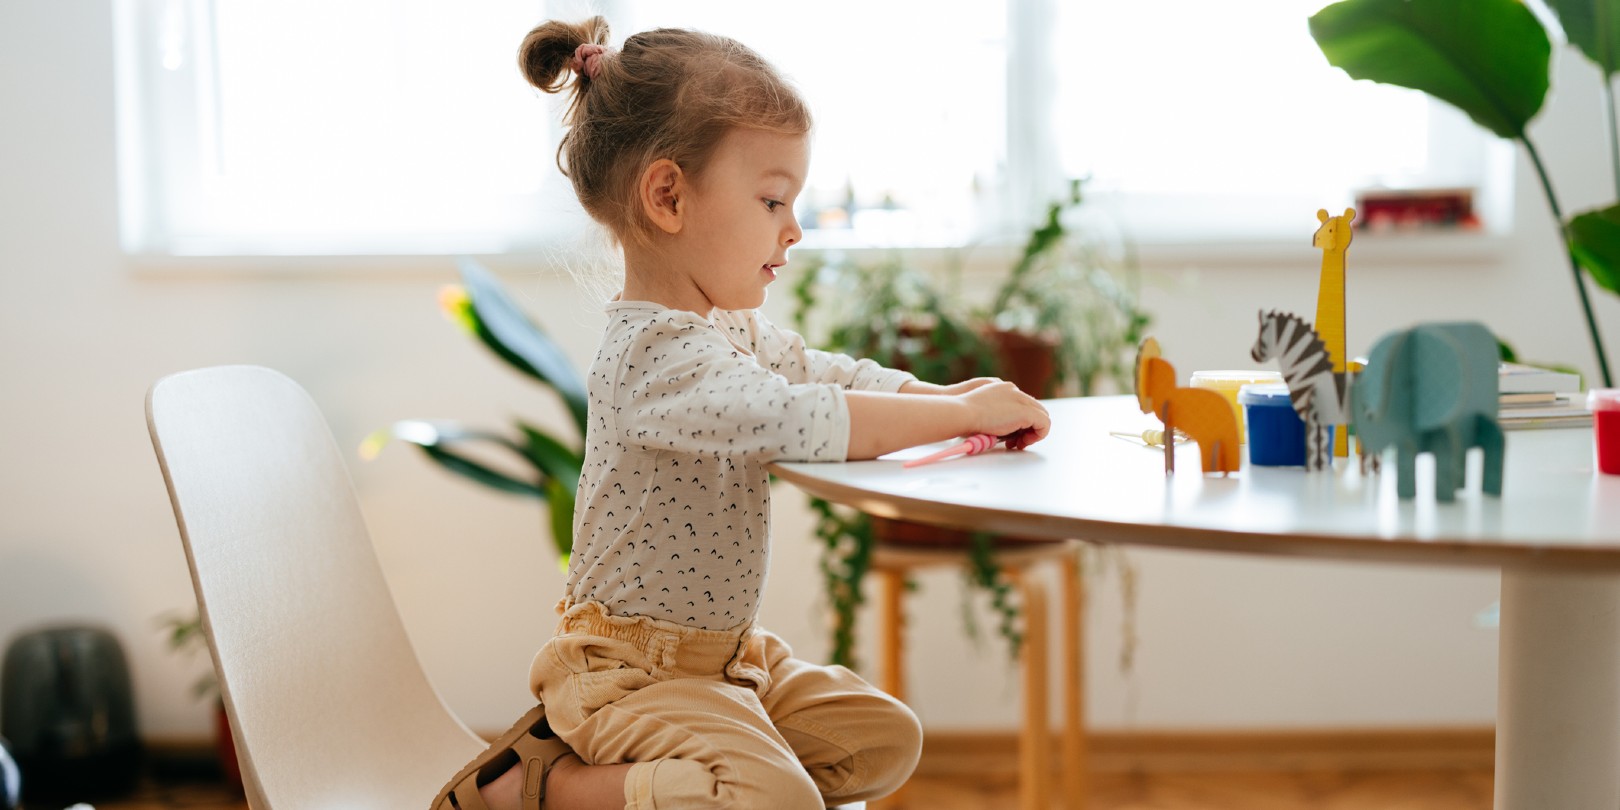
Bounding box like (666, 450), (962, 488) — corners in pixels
(530, 600), (922, 809)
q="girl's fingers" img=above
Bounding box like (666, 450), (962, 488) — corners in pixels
(1000, 424), (1047, 450)
(1000, 428), (1034, 450)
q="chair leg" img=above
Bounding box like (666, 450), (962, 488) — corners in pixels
(1014, 569), (1052, 810)
(1060, 553), (1087, 809)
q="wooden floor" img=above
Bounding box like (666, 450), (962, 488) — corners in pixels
(79, 766), (1494, 810)
(902, 768), (1494, 809)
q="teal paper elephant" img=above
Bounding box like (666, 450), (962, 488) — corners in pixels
(1350, 322), (1504, 501)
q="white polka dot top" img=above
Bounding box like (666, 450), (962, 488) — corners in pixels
(566, 301), (916, 630)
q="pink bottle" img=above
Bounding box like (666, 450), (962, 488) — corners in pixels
(1592, 389), (1620, 475)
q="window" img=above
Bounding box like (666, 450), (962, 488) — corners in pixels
(615, 1), (1010, 249)
(113, 0), (1500, 257)
(114, 0), (581, 255)
(1050, 0), (1507, 242)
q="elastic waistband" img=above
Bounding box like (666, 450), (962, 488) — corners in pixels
(554, 599), (756, 677)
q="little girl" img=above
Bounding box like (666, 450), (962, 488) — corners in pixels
(433, 16), (1051, 810)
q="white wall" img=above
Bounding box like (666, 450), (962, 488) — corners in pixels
(3, 0), (1617, 741)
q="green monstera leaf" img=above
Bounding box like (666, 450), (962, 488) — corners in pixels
(1568, 203), (1620, 294)
(1312, 0), (1614, 387)
(1309, 0), (1551, 140)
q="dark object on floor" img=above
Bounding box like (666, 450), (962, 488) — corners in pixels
(0, 736), (19, 810)
(1, 625), (142, 801)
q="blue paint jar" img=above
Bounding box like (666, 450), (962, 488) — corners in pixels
(1240, 383), (1308, 467)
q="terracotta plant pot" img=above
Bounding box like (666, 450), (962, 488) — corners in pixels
(869, 517), (1056, 549)
(870, 515), (976, 547)
(986, 327), (1061, 399)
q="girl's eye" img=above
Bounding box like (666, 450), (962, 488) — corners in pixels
(763, 199), (784, 212)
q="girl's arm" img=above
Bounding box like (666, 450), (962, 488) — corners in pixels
(738, 310), (915, 392)
(845, 381), (1050, 460)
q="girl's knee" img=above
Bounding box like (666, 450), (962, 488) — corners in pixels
(804, 696), (923, 801)
(860, 699), (923, 794)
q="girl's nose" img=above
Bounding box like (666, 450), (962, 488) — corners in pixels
(783, 217), (802, 246)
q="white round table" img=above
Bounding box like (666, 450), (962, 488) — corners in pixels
(773, 396), (1620, 810)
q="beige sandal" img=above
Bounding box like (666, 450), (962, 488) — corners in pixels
(430, 704), (574, 809)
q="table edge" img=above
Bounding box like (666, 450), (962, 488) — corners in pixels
(770, 462), (1620, 573)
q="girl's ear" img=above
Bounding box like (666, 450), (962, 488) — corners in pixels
(640, 159), (686, 235)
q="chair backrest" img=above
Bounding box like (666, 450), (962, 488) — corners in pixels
(146, 366), (483, 808)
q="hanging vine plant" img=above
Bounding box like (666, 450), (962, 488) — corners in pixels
(789, 184), (1151, 668)
(962, 531), (1025, 656)
(790, 252), (1020, 668)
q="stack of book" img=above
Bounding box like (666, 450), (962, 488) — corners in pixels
(1498, 363), (1590, 430)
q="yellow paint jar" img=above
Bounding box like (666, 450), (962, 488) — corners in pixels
(1189, 369), (1283, 443)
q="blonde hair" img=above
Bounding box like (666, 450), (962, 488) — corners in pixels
(519, 18), (812, 247)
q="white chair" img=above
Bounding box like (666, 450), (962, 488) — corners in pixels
(147, 365), (866, 809)
(146, 365), (485, 808)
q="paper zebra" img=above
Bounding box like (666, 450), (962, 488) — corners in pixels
(1249, 309), (1365, 471)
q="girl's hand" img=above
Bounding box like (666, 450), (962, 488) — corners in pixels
(959, 381), (1051, 447)
(898, 377), (1003, 396)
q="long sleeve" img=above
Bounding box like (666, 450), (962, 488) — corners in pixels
(615, 315), (851, 463)
(715, 309), (917, 392)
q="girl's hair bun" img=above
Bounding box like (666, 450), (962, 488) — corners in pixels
(516, 20), (809, 247)
(518, 16), (610, 93)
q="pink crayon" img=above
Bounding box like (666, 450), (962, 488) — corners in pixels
(902, 433), (999, 469)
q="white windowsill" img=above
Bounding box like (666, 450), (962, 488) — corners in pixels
(122, 228), (1510, 280)
(1133, 229), (1510, 270)
(799, 228), (1511, 272)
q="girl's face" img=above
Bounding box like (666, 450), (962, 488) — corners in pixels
(680, 128), (808, 312)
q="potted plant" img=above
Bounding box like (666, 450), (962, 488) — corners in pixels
(981, 178), (1152, 398)
(790, 179), (1151, 668)
(362, 257), (586, 569)
(787, 253), (1003, 666)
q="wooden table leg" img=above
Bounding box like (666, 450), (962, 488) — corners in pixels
(873, 567), (908, 810)
(1060, 552), (1087, 809)
(1015, 570), (1052, 810)
(878, 567), (906, 702)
